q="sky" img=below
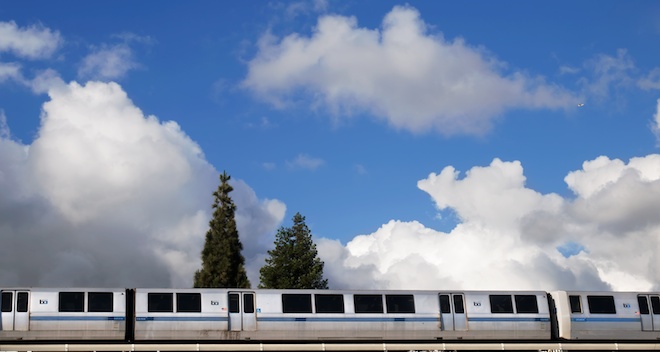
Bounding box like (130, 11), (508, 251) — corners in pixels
(1, 1), (659, 291)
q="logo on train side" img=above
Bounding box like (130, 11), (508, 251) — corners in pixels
(39, 299), (48, 304)
(623, 303), (631, 308)
(473, 302), (481, 306)
(211, 301), (219, 305)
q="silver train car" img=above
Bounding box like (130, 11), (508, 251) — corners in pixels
(1, 288), (127, 341)
(133, 289), (550, 341)
(1, 287), (659, 342)
(551, 290), (660, 340)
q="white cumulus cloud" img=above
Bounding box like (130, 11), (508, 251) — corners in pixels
(243, 5), (577, 135)
(0, 81), (285, 287)
(318, 157), (660, 292)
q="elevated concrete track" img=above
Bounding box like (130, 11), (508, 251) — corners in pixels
(1, 342), (660, 351)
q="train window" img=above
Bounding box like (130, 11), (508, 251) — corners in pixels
(638, 296), (650, 315)
(17, 292), (28, 313)
(386, 295), (415, 313)
(177, 293), (201, 313)
(651, 296), (660, 314)
(489, 295), (514, 314)
(514, 295), (539, 313)
(148, 293), (173, 313)
(453, 295), (465, 314)
(88, 292), (113, 312)
(229, 294), (239, 313)
(282, 294), (312, 313)
(1, 292), (12, 312)
(244, 293), (254, 314)
(59, 292), (84, 312)
(587, 295), (616, 314)
(439, 295), (450, 313)
(354, 295), (383, 314)
(315, 294), (344, 313)
(569, 295), (582, 313)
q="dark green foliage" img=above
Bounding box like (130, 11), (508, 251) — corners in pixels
(259, 212), (328, 289)
(194, 171), (251, 288)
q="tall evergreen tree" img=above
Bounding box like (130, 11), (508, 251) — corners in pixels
(194, 171), (251, 288)
(259, 212), (328, 289)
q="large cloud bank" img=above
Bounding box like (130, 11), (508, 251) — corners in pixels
(319, 157), (660, 291)
(243, 6), (577, 135)
(0, 81), (285, 287)
(1, 81), (657, 291)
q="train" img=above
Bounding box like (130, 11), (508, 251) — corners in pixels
(1, 288), (659, 342)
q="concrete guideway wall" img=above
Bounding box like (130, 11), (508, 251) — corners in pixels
(2, 342), (660, 351)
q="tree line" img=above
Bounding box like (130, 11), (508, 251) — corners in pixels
(193, 171), (328, 289)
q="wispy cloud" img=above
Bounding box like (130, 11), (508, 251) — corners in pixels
(29, 68), (66, 94)
(0, 63), (65, 95)
(0, 62), (22, 83)
(246, 116), (276, 129)
(638, 68), (660, 91)
(0, 110), (10, 139)
(0, 20), (62, 59)
(652, 99), (660, 146)
(287, 153), (325, 170)
(78, 33), (152, 81)
(284, 0), (328, 19)
(0, 21), (62, 92)
(578, 49), (635, 102)
(559, 65), (580, 75)
(78, 43), (139, 81)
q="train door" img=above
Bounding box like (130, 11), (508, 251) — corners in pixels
(638, 295), (660, 332)
(0, 290), (29, 331)
(439, 293), (467, 331)
(653, 296), (660, 331)
(228, 291), (256, 332)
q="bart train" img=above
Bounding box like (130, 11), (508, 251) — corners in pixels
(1, 288), (659, 342)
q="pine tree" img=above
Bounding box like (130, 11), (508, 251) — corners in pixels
(194, 171), (251, 288)
(259, 212), (328, 289)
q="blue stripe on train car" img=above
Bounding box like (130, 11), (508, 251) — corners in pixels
(257, 317), (439, 323)
(468, 317), (551, 322)
(30, 316), (125, 321)
(135, 317), (227, 321)
(571, 317), (640, 323)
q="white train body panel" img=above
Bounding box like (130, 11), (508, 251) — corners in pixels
(132, 289), (551, 341)
(252, 290), (442, 340)
(461, 291), (551, 340)
(134, 288), (231, 340)
(551, 290), (660, 340)
(0, 288), (126, 340)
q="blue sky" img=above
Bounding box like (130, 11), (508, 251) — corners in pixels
(1, 1), (659, 290)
